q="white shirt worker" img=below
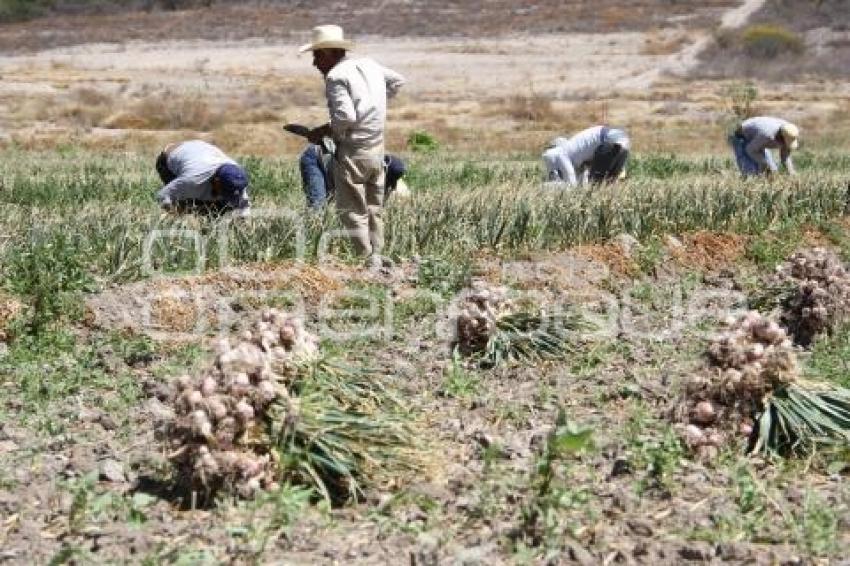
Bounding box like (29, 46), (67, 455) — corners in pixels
(543, 126), (631, 186)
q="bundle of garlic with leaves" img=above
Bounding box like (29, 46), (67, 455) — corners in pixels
(679, 311), (850, 457)
(452, 281), (584, 367)
(165, 309), (412, 503)
(454, 282), (511, 356)
(166, 310), (317, 499)
(776, 248), (850, 347)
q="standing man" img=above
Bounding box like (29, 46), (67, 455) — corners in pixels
(299, 24), (405, 268)
(156, 140), (251, 215)
(730, 116), (799, 178)
(542, 125), (631, 187)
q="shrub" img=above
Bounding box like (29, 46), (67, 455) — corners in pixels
(722, 82), (760, 121)
(503, 94), (561, 123)
(407, 130), (439, 153)
(0, 0), (50, 22)
(741, 25), (805, 59)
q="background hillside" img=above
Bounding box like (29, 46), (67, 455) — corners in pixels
(0, 0), (738, 51)
(696, 0), (850, 78)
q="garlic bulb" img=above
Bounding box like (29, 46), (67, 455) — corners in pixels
(165, 308), (320, 498)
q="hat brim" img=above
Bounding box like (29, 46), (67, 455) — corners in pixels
(298, 40), (355, 53)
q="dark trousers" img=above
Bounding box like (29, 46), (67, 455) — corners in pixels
(299, 145), (329, 209)
(299, 145), (406, 209)
(589, 143), (629, 183)
(384, 155), (406, 196)
(156, 151), (176, 184)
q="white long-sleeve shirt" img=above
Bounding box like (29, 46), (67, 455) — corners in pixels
(543, 126), (630, 186)
(741, 116), (795, 174)
(325, 57), (405, 153)
(157, 140), (248, 207)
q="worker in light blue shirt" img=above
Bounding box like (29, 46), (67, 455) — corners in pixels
(155, 140), (251, 215)
(730, 116), (799, 177)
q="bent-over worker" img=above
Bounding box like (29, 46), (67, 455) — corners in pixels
(156, 140), (251, 215)
(299, 141), (407, 210)
(542, 125), (630, 187)
(730, 116), (799, 177)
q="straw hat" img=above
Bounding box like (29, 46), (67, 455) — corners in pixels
(299, 25), (355, 53)
(779, 122), (800, 150)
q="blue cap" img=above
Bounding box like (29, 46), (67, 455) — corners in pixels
(215, 163), (249, 208)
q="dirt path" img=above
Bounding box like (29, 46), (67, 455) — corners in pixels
(720, 0), (767, 29)
(622, 0), (766, 88)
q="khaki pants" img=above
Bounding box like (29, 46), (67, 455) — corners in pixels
(331, 146), (386, 257)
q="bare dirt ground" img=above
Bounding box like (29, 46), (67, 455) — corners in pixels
(3, 234), (849, 564)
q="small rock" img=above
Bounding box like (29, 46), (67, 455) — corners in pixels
(99, 459), (126, 483)
(679, 544), (712, 561)
(664, 235), (684, 249)
(610, 457), (632, 477)
(0, 440), (18, 454)
(627, 519), (653, 537)
(412, 532), (440, 566)
(716, 542), (750, 561)
(147, 399), (174, 423)
(78, 408), (100, 423)
(454, 543), (494, 565)
(407, 482), (452, 503)
(633, 541), (648, 557)
(97, 414), (118, 431)
(613, 233), (640, 257)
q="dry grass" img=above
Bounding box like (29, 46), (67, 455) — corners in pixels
(103, 93), (225, 131)
(669, 231), (748, 270)
(575, 244), (638, 277)
(641, 31), (691, 56)
(150, 294), (202, 333)
(500, 94), (565, 124)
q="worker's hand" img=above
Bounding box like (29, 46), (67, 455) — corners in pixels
(307, 123), (332, 144)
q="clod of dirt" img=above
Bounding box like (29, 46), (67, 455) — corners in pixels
(99, 459), (126, 483)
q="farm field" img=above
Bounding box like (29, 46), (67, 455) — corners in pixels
(1, 150), (849, 563)
(1, 0), (850, 564)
